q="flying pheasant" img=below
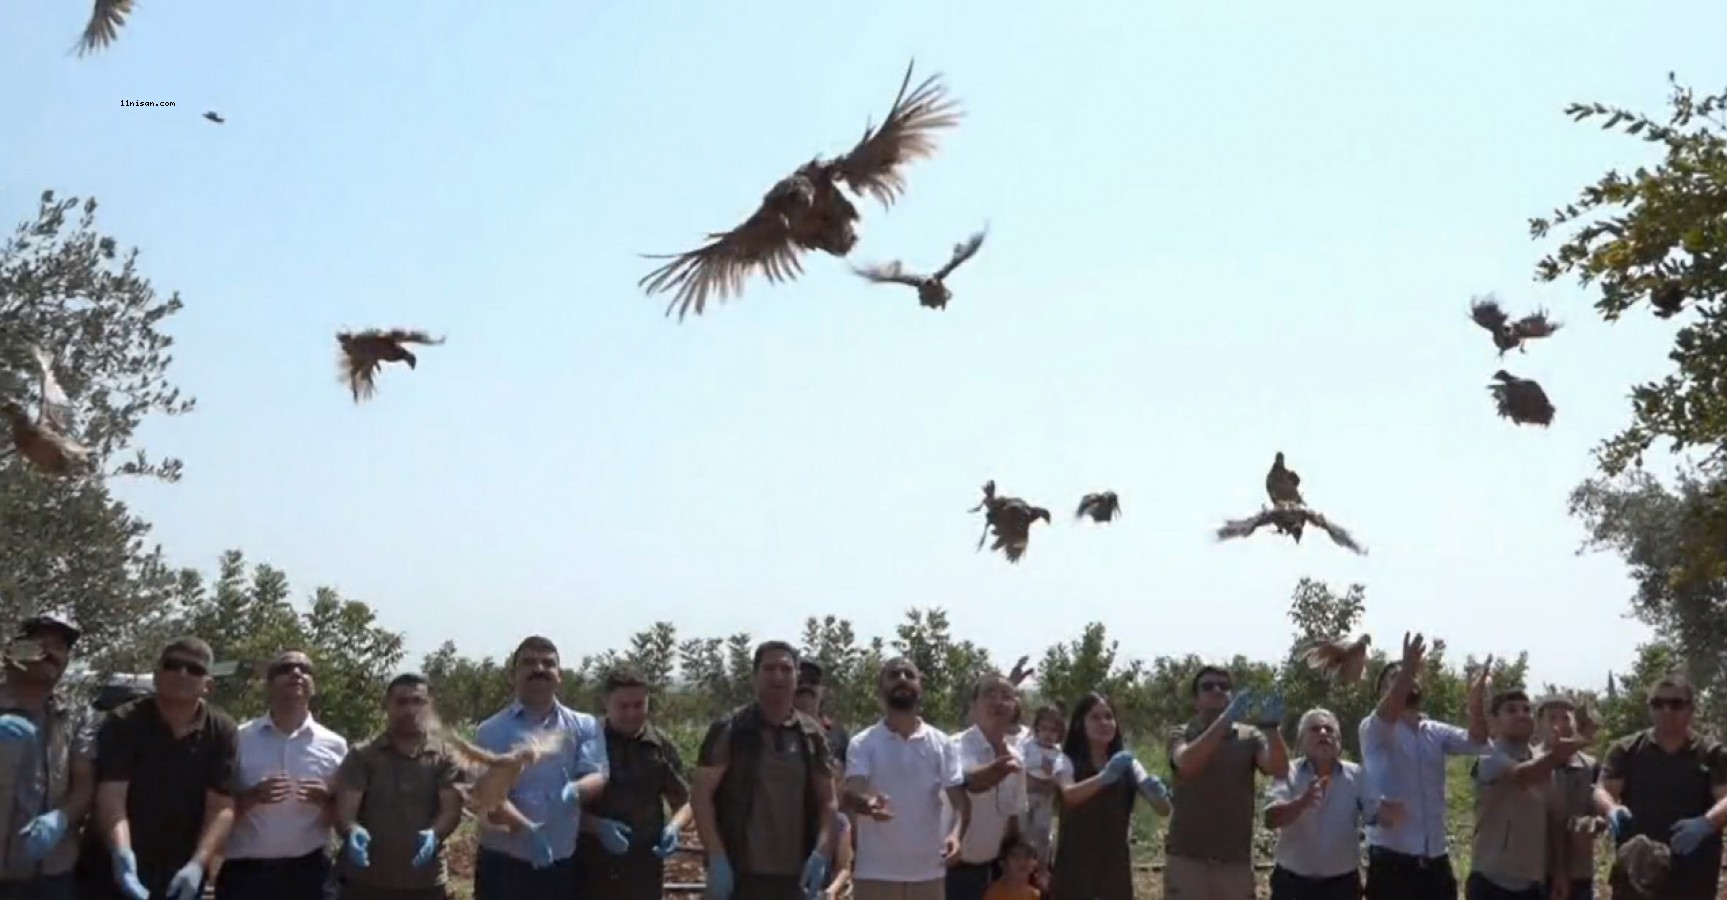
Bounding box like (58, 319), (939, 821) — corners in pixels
(203, 111), (225, 124)
(851, 227), (987, 310)
(437, 723), (567, 820)
(1216, 505), (1366, 556)
(969, 480), (1051, 563)
(1074, 491), (1121, 523)
(3, 345), (89, 476)
(1266, 452), (1303, 506)
(336, 329), (444, 403)
(1302, 635), (1372, 682)
(1469, 295), (1561, 356)
(75, 0), (133, 56)
(1488, 370), (1555, 427)
(639, 61), (963, 321)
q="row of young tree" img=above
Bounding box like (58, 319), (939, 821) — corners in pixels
(3, 78), (1725, 744)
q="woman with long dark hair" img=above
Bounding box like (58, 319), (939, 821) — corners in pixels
(1049, 692), (1172, 900)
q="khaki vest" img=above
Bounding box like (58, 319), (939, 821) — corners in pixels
(0, 684), (84, 879)
(1471, 739), (1549, 885)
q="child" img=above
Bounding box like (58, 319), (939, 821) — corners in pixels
(984, 838), (1041, 900)
(1018, 704), (1070, 868)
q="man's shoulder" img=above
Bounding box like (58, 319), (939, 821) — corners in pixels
(306, 717), (350, 750)
(474, 706), (518, 739)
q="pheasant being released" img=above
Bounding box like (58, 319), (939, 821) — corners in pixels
(438, 724), (566, 819)
(1616, 834), (1671, 897)
(1302, 635), (1372, 683)
(1469, 295), (1561, 356)
(1488, 370), (1555, 427)
(639, 61), (963, 321)
(1266, 452), (1303, 506)
(851, 227), (987, 310)
(75, 0), (133, 56)
(1074, 491), (1122, 523)
(1216, 505), (1367, 556)
(3, 345), (89, 476)
(337, 329), (444, 403)
(969, 480), (1051, 563)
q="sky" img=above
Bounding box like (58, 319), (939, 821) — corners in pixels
(6, 0), (1725, 694)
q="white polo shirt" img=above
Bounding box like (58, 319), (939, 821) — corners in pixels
(952, 726), (1027, 864)
(846, 719), (964, 883)
(225, 713), (349, 860)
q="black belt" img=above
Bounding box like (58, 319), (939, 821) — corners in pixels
(1368, 846), (1449, 868)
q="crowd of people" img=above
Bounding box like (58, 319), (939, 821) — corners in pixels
(0, 616), (1724, 900)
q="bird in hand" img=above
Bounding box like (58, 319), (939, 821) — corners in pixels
(337, 329), (444, 403)
(1469, 295), (1561, 356)
(75, 0), (133, 56)
(1074, 491), (1121, 523)
(1216, 505), (1366, 556)
(438, 721), (566, 820)
(969, 480), (1051, 563)
(639, 60), (963, 321)
(1487, 370), (1555, 427)
(3, 345), (89, 477)
(1266, 452), (1303, 506)
(851, 227), (987, 310)
(1302, 635), (1372, 683)
(1617, 834), (1671, 895)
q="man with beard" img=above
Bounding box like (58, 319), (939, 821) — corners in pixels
(334, 673), (464, 900)
(947, 672), (1026, 900)
(0, 614), (94, 900)
(1593, 675), (1727, 900)
(92, 636), (238, 900)
(217, 650), (350, 900)
(1265, 708), (1402, 900)
(799, 660), (851, 770)
(473, 635), (609, 900)
(1358, 632), (1490, 900)
(694, 641), (837, 900)
(843, 658), (969, 900)
(1535, 695), (1600, 900)
(576, 669), (690, 900)
(1465, 689), (1587, 900)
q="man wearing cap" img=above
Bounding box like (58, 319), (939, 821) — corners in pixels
(0, 614), (95, 900)
(798, 660), (851, 770)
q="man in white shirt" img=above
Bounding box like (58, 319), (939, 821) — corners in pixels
(215, 650), (350, 900)
(843, 658), (969, 900)
(947, 672), (1027, 900)
(1265, 708), (1403, 900)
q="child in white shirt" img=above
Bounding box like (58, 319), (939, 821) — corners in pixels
(1019, 704), (1072, 868)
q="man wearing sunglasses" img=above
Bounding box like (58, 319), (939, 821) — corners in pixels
(1594, 675), (1727, 900)
(92, 637), (239, 900)
(216, 651), (350, 900)
(0, 613), (94, 900)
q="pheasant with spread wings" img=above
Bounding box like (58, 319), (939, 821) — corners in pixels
(1302, 635), (1372, 683)
(639, 61), (963, 321)
(851, 227), (987, 310)
(1218, 456), (1365, 555)
(1469, 295), (1561, 356)
(1488, 370), (1555, 427)
(74, 0), (134, 56)
(3, 345), (89, 477)
(438, 725), (567, 821)
(969, 480), (1051, 563)
(337, 329), (444, 403)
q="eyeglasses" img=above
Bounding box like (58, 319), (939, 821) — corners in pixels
(159, 657), (209, 678)
(269, 661), (313, 679)
(1649, 697), (1690, 711)
(1198, 681), (1232, 693)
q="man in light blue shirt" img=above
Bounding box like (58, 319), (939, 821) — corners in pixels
(472, 635), (609, 900)
(1358, 632), (1489, 900)
(1265, 707), (1404, 900)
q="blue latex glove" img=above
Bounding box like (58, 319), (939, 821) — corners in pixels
(799, 850), (830, 899)
(1606, 806), (1634, 840)
(1098, 750), (1137, 785)
(344, 826), (372, 868)
(19, 809), (67, 861)
(110, 847), (148, 900)
(0, 714), (36, 743)
(654, 823), (681, 859)
(411, 828), (438, 868)
(526, 822), (555, 869)
(1256, 690), (1286, 728)
(164, 860), (204, 900)
(706, 852), (735, 900)
(1138, 773), (1170, 802)
(1670, 815), (1718, 855)
(596, 817), (632, 855)
(1221, 689), (1256, 726)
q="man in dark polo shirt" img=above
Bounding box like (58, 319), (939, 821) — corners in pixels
(694, 641), (838, 900)
(91, 636), (239, 900)
(577, 669), (691, 900)
(334, 673), (464, 900)
(798, 659), (851, 769)
(1594, 675), (1727, 900)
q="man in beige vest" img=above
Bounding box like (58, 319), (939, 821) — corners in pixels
(1466, 689), (1587, 900)
(0, 614), (95, 900)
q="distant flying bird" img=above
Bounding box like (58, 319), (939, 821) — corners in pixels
(1216, 505), (1366, 556)
(1488, 370), (1555, 427)
(203, 111), (225, 124)
(851, 227), (988, 310)
(336, 329), (444, 403)
(1650, 283), (1687, 319)
(969, 480), (1051, 563)
(1469, 295), (1561, 356)
(1074, 491), (1121, 523)
(437, 723), (566, 819)
(3, 345), (89, 477)
(639, 60), (963, 321)
(1266, 452), (1303, 506)
(1302, 635), (1372, 683)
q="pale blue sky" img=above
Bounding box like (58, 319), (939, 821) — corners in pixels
(7, 0), (1723, 691)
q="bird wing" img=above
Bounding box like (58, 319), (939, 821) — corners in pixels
(1215, 509), (1273, 541)
(1469, 295), (1510, 332)
(1305, 510), (1367, 555)
(824, 61), (963, 209)
(511, 729), (567, 761)
(381, 329), (444, 346)
(1301, 640), (1347, 672)
(1074, 494), (1100, 520)
(441, 729), (511, 769)
(75, 0), (133, 57)
(1511, 310), (1561, 340)
(851, 260), (926, 287)
(1338, 646), (1369, 683)
(638, 194), (804, 322)
(931, 227), (988, 281)
(30, 345), (74, 432)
